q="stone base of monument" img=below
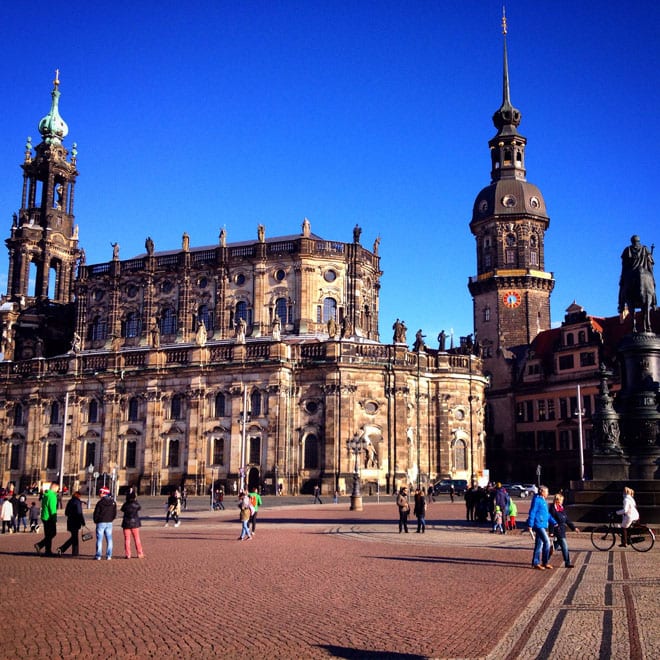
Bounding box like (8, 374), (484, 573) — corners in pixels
(568, 450), (660, 523)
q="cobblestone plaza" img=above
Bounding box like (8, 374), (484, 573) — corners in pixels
(0, 497), (657, 658)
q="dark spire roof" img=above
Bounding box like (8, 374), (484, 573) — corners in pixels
(492, 9), (522, 135)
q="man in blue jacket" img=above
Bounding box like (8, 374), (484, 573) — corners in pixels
(526, 485), (557, 570)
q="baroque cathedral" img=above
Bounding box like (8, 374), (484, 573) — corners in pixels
(0, 72), (487, 496)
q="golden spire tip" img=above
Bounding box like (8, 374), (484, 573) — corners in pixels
(502, 6), (508, 35)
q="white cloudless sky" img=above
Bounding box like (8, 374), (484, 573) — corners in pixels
(1, 1), (659, 343)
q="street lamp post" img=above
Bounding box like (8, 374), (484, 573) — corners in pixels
(209, 467), (215, 511)
(347, 433), (364, 511)
(86, 464), (94, 509)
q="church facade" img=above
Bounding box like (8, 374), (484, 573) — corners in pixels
(0, 75), (487, 497)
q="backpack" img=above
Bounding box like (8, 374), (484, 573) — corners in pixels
(249, 494), (257, 508)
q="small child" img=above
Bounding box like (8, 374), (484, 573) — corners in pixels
(29, 501), (40, 532)
(492, 505), (504, 534)
(507, 498), (518, 530)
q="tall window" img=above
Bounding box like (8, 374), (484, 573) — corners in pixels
(46, 442), (58, 469)
(214, 392), (225, 418)
(249, 436), (261, 465)
(250, 390), (261, 417)
(275, 297), (288, 325)
(90, 316), (107, 341)
(303, 434), (319, 469)
(161, 308), (177, 335)
(198, 304), (213, 332)
(322, 297), (337, 323)
(453, 439), (467, 471)
(171, 395), (184, 420)
(126, 440), (137, 469)
(13, 404), (23, 426)
(85, 442), (96, 468)
(9, 444), (19, 470)
(88, 399), (99, 424)
(168, 439), (180, 467)
(124, 312), (141, 338)
(50, 402), (60, 425)
(212, 437), (224, 465)
(128, 397), (139, 422)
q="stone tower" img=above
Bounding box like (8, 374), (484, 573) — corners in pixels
(468, 18), (555, 390)
(2, 73), (81, 358)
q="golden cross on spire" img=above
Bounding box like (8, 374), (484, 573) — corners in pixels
(54, 68), (60, 86)
(502, 6), (508, 35)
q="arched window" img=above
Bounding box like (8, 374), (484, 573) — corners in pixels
(124, 312), (142, 338)
(235, 301), (248, 322)
(126, 440), (137, 469)
(198, 304), (213, 332)
(9, 443), (20, 470)
(168, 439), (180, 467)
(484, 307), (491, 322)
(275, 297), (288, 325)
(171, 395), (184, 420)
(212, 437), (224, 465)
(578, 331), (586, 343)
(128, 397), (139, 422)
(214, 392), (225, 418)
(161, 308), (177, 335)
(322, 297), (337, 323)
(13, 404), (24, 426)
(250, 390), (261, 417)
(50, 402), (60, 425)
(303, 434), (319, 469)
(453, 439), (467, 472)
(566, 333), (574, 346)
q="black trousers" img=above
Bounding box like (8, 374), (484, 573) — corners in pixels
(59, 529), (80, 556)
(37, 518), (57, 554)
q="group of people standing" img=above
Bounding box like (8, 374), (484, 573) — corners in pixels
(30, 481), (145, 560)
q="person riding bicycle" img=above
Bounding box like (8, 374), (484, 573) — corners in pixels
(616, 486), (640, 548)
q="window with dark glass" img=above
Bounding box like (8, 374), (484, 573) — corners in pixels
(303, 434), (319, 469)
(85, 442), (96, 468)
(171, 395), (183, 420)
(88, 399), (99, 424)
(46, 442), (58, 469)
(453, 440), (467, 471)
(547, 400), (555, 420)
(249, 436), (260, 464)
(126, 440), (137, 469)
(128, 397), (139, 422)
(580, 351), (596, 367)
(124, 312), (142, 338)
(198, 304), (213, 332)
(161, 308), (177, 335)
(90, 316), (107, 341)
(538, 400), (546, 421)
(9, 444), (19, 470)
(250, 390), (261, 417)
(322, 297), (337, 323)
(275, 298), (288, 325)
(558, 355), (574, 370)
(168, 439), (180, 467)
(50, 402), (60, 425)
(13, 404), (23, 426)
(214, 392), (225, 418)
(559, 398), (568, 419)
(213, 437), (224, 465)
(559, 430), (570, 450)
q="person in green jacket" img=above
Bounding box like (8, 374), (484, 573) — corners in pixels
(507, 498), (518, 531)
(35, 482), (59, 557)
(248, 488), (263, 536)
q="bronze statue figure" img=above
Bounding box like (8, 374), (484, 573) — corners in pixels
(618, 235), (656, 333)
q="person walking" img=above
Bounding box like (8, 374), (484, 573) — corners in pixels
(492, 506), (504, 534)
(526, 485), (557, 570)
(549, 493), (579, 567)
(248, 487), (262, 536)
(238, 491), (253, 541)
(507, 497), (518, 531)
(414, 488), (427, 533)
(93, 486), (117, 560)
(494, 483), (510, 534)
(57, 491), (85, 557)
(396, 486), (410, 533)
(164, 489), (181, 527)
(1, 496), (13, 533)
(313, 484), (323, 504)
(34, 482), (59, 556)
(17, 494), (28, 532)
(616, 486), (640, 547)
(120, 492), (145, 559)
(29, 501), (40, 532)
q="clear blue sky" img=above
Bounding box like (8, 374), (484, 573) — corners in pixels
(1, 1), (659, 343)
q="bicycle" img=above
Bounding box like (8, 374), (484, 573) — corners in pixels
(590, 513), (655, 552)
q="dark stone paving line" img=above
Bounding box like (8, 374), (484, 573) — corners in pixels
(621, 553), (643, 660)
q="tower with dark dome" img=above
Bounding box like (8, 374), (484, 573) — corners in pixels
(468, 14), (554, 390)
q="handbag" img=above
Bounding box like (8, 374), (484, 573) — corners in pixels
(81, 526), (93, 542)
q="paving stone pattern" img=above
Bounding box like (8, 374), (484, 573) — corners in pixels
(0, 497), (657, 659)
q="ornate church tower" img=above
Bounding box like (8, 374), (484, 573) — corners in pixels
(468, 14), (554, 388)
(6, 71), (80, 304)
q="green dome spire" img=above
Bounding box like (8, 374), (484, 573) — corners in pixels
(38, 70), (69, 144)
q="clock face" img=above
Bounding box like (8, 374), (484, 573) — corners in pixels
(502, 290), (521, 308)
